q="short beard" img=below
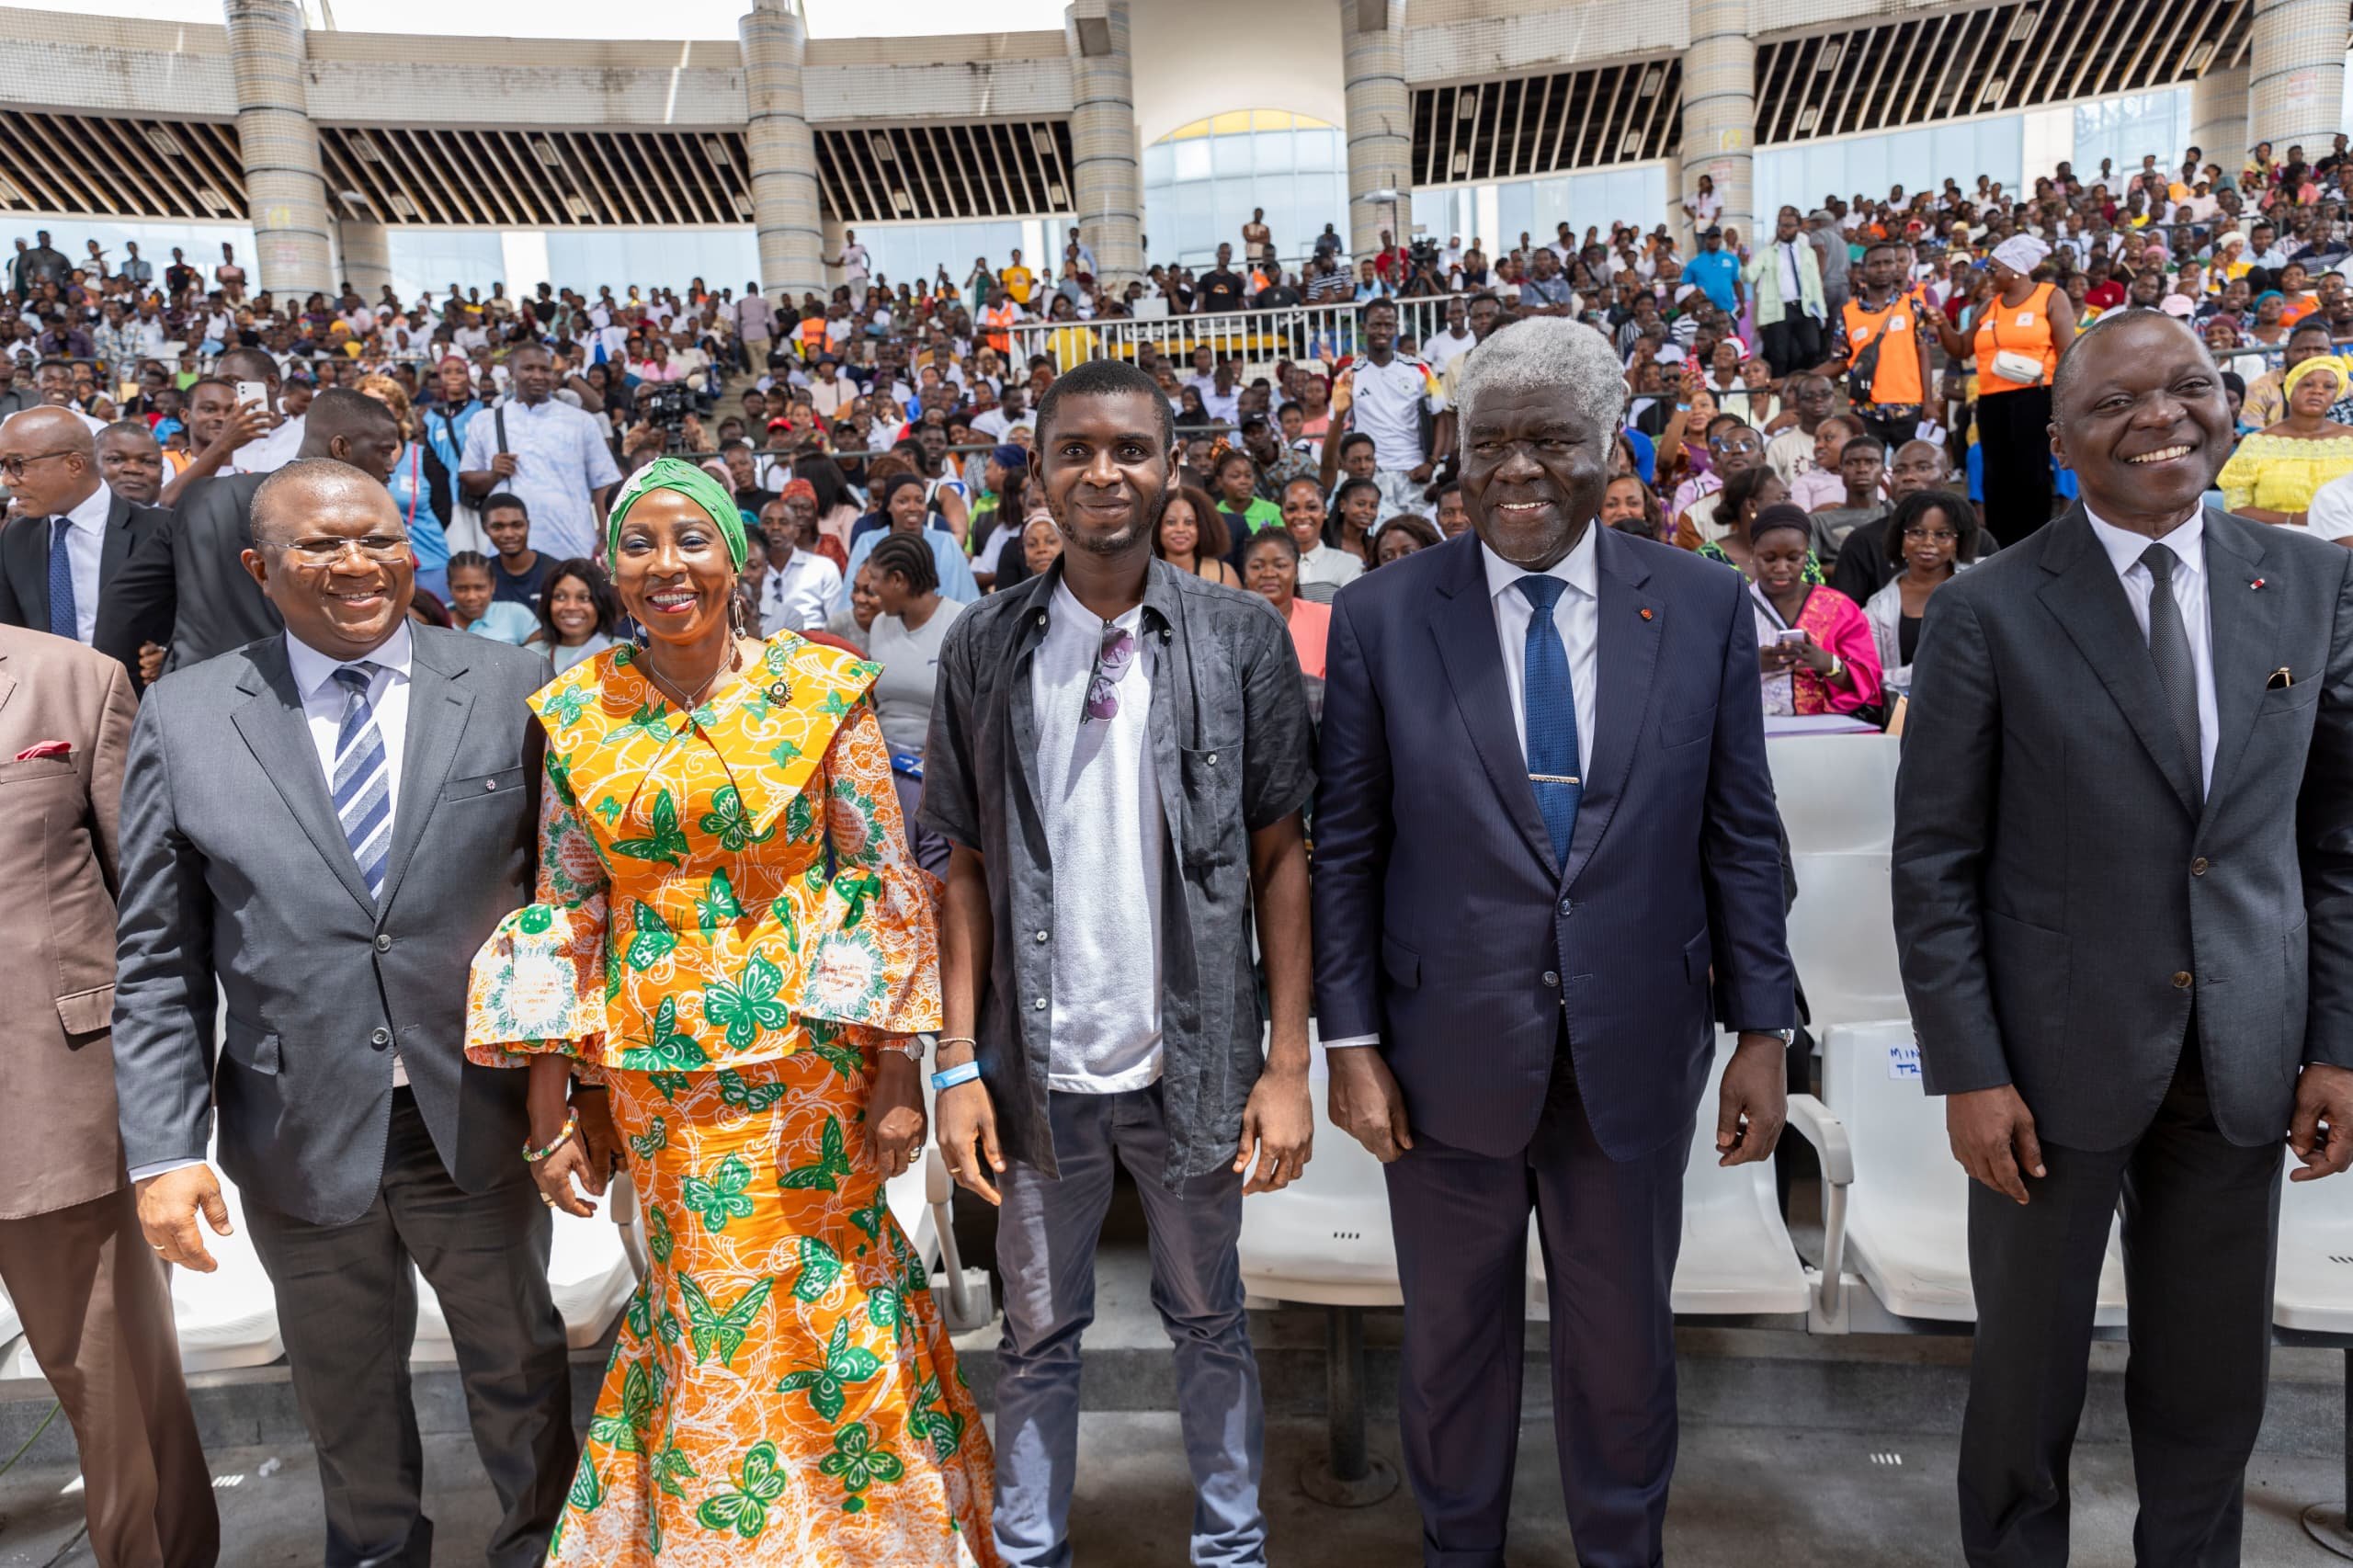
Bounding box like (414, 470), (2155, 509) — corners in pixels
(1060, 484), (1165, 559)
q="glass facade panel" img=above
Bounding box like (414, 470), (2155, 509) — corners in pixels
(1144, 110), (1351, 267)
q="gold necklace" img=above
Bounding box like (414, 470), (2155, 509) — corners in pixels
(642, 640), (742, 713)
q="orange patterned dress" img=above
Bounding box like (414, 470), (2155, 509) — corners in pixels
(465, 632), (996, 1567)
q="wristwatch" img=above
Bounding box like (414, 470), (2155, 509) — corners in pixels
(1744, 1028), (1798, 1048)
(877, 1037), (924, 1062)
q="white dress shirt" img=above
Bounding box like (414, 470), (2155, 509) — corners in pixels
(2086, 505), (2217, 794)
(759, 549), (845, 636)
(233, 413), (306, 474)
(128, 621), (418, 1181)
(1326, 526), (1600, 1052)
(50, 479), (110, 645)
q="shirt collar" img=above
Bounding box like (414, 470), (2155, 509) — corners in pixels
(2086, 504), (2203, 579)
(286, 619), (414, 700)
(59, 479), (111, 533)
(1480, 522), (1597, 606)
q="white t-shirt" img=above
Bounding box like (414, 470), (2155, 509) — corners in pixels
(1297, 542), (1365, 589)
(1347, 354), (1442, 472)
(867, 597), (965, 755)
(1031, 579), (1165, 1092)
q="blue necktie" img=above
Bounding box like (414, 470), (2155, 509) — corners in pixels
(1515, 575), (1582, 866)
(46, 517), (75, 642)
(330, 665), (392, 899)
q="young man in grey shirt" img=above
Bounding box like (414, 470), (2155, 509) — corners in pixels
(922, 358), (1317, 1568)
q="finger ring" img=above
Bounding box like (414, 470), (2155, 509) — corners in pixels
(153, 1244), (168, 1254)
(542, 1195), (557, 1208)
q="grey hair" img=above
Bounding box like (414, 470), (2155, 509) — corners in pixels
(1451, 317), (1628, 438)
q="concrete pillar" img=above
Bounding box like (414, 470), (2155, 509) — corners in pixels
(2249, 0), (2346, 160)
(1339, 0), (1413, 263)
(337, 217), (392, 299)
(2190, 64), (2250, 171)
(1064, 2), (1144, 287)
(1682, 0), (1756, 254)
(222, 0), (334, 298)
(739, 0), (826, 306)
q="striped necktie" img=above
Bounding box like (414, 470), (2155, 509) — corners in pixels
(330, 665), (392, 899)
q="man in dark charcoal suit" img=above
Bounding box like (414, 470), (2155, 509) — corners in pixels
(1313, 316), (1798, 1568)
(1893, 310), (2353, 1566)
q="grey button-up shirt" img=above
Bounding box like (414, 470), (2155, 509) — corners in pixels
(920, 557), (1315, 1187)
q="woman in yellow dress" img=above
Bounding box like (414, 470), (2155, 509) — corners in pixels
(2216, 355), (2353, 528)
(465, 458), (995, 1566)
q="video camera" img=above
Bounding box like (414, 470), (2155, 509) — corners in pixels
(640, 379), (696, 436)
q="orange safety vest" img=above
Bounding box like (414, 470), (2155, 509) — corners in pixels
(981, 302), (1018, 357)
(1842, 292), (1926, 406)
(1972, 281), (2059, 395)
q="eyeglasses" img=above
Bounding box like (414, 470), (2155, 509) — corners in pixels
(1902, 527), (1961, 543)
(0, 449), (79, 480)
(267, 534), (411, 565)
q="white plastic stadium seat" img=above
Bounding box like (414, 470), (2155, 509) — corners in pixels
(412, 1210), (637, 1364)
(1767, 733), (1901, 857)
(1822, 1021), (2126, 1328)
(2273, 1155), (2353, 1335)
(168, 1176), (288, 1371)
(1238, 1035), (1404, 1308)
(1527, 1033), (1813, 1318)
(1784, 852), (1908, 1030)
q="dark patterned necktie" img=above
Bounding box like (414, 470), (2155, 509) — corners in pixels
(2140, 543), (2201, 801)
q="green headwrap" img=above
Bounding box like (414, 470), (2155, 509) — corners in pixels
(605, 456), (748, 569)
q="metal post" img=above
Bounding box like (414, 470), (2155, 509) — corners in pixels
(2301, 1346), (2353, 1558)
(1299, 1305), (1397, 1506)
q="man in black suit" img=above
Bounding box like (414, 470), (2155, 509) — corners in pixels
(108, 389), (404, 674)
(0, 406), (167, 682)
(1893, 310), (2353, 1565)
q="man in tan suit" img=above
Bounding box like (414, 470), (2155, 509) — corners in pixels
(0, 623), (216, 1568)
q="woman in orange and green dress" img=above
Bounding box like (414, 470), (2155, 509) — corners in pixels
(465, 458), (995, 1567)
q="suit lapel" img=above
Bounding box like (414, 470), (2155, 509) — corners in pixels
(1564, 528), (1660, 891)
(2200, 507), (2281, 812)
(2035, 505), (2200, 816)
(1429, 535), (1558, 875)
(230, 639), (378, 914)
(375, 628), (472, 915)
(7, 513), (49, 634)
(0, 651), (17, 727)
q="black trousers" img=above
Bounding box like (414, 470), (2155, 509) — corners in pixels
(1383, 1033), (1690, 1568)
(1975, 386), (2057, 546)
(243, 1089), (574, 1568)
(1759, 315), (1826, 381)
(1959, 1046), (2284, 1568)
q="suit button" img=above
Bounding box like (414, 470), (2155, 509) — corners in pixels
(2191, 858), (2209, 876)
(2172, 971), (2193, 990)
(1542, 971), (1560, 988)
(1558, 898), (1574, 915)
(374, 933), (392, 952)
(369, 1026), (391, 1046)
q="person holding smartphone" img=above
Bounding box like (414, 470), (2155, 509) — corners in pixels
(1745, 502), (1882, 718)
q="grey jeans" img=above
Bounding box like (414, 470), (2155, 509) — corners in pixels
(992, 1084), (1267, 1568)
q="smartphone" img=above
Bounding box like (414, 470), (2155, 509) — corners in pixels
(1775, 629), (1810, 645)
(234, 380), (270, 414)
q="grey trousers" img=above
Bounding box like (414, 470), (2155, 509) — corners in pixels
(242, 1089), (574, 1568)
(992, 1085), (1267, 1568)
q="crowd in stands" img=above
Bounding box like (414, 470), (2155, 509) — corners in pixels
(13, 132), (2353, 731)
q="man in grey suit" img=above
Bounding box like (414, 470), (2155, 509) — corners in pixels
(112, 456), (585, 1568)
(1893, 311), (2353, 1566)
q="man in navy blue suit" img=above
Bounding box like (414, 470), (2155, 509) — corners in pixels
(1313, 317), (1798, 1568)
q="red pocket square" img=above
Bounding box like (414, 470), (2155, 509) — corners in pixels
(14, 741), (71, 761)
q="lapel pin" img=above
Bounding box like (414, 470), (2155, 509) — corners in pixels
(1639, 607), (1654, 620)
(767, 679), (793, 704)
(2251, 578), (2266, 590)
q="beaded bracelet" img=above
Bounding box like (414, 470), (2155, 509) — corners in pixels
(523, 1114), (578, 1164)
